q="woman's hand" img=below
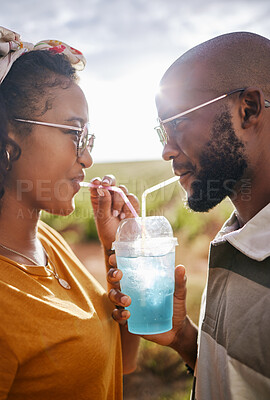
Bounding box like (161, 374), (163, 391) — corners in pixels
(107, 253), (189, 346)
(90, 175), (140, 251)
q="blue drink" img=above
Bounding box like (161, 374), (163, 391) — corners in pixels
(113, 216), (178, 334)
(116, 252), (175, 334)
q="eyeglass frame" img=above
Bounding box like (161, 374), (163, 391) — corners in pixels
(155, 88), (270, 146)
(14, 118), (95, 157)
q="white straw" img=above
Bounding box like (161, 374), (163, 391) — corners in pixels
(141, 176), (179, 218)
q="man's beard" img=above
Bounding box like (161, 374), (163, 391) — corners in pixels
(186, 110), (248, 212)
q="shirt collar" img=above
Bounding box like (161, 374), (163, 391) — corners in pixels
(212, 203), (270, 261)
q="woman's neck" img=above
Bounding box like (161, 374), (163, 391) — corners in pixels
(0, 192), (44, 264)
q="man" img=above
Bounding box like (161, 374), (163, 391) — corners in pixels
(108, 32), (270, 399)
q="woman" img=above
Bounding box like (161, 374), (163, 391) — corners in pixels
(0, 27), (139, 399)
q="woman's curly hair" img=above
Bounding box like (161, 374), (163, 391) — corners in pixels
(0, 95), (20, 199)
(0, 50), (78, 200)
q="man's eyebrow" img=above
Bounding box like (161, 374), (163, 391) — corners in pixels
(159, 99), (189, 120)
(64, 117), (85, 125)
(160, 108), (185, 121)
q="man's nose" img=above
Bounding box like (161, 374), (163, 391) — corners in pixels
(162, 140), (180, 161)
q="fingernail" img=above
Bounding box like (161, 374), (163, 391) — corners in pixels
(113, 210), (119, 217)
(121, 310), (130, 319)
(120, 212), (126, 220)
(97, 188), (105, 197)
(102, 178), (110, 184)
(113, 270), (118, 277)
(121, 295), (129, 305)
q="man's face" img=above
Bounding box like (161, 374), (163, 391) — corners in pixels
(156, 65), (249, 212)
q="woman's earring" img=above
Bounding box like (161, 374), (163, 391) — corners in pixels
(5, 150), (11, 171)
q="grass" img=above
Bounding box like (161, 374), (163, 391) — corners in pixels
(124, 337), (194, 399)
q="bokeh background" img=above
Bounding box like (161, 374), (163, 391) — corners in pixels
(2, 2), (269, 398)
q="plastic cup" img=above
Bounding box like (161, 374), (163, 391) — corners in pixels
(112, 216), (178, 335)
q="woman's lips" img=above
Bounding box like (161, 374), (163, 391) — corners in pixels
(71, 178), (82, 193)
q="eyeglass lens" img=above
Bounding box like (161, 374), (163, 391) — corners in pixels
(155, 124), (168, 146)
(77, 124), (95, 157)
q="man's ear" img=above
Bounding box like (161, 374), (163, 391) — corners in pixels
(239, 88), (264, 129)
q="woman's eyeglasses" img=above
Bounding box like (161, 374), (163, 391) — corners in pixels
(14, 118), (95, 157)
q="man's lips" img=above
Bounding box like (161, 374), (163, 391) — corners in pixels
(174, 170), (193, 178)
(173, 170), (194, 189)
(179, 171), (192, 178)
(173, 160), (195, 177)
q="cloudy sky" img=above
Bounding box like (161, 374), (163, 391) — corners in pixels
(2, 0), (270, 162)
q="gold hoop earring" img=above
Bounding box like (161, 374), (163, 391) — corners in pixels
(5, 150), (11, 171)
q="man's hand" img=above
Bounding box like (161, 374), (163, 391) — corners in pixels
(107, 253), (189, 346)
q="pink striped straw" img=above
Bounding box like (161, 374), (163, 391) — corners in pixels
(80, 182), (139, 218)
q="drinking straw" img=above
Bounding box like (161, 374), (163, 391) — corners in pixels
(80, 182), (139, 218)
(141, 175), (179, 218)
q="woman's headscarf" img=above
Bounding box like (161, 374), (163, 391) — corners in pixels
(0, 26), (86, 83)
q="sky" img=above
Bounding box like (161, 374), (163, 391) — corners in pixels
(1, 0), (270, 163)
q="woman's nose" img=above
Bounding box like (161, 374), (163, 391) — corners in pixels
(77, 148), (93, 169)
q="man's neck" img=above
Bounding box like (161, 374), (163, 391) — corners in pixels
(231, 181), (270, 226)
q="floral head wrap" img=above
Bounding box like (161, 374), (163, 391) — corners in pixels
(0, 26), (86, 84)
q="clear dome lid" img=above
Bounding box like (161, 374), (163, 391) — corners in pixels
(114, 216), (174, 242)
(112, 216), (178, 257)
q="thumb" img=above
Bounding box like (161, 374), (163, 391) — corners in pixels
(174, 265), (187, 301)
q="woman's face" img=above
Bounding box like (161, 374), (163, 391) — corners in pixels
(7, 82), (92, 216)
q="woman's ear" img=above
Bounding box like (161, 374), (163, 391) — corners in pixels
(239, 88), (264, 129)
(7, 123), (19, 142)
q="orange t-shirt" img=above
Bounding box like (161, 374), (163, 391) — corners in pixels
(0, 221), (123, 400)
